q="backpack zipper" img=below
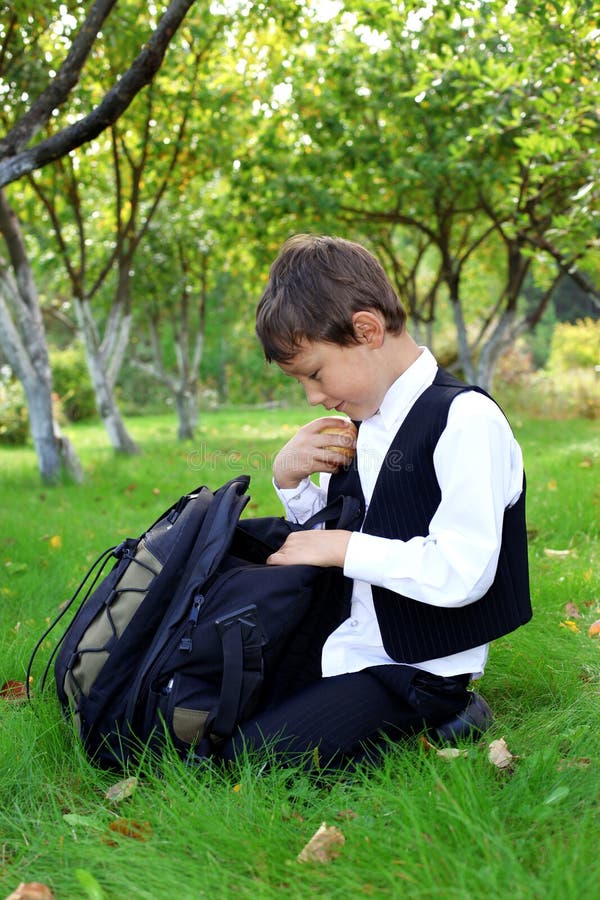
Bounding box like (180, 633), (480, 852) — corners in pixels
(178, 593), (206, 652)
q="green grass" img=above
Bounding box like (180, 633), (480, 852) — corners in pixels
(1, 408), (599, 899)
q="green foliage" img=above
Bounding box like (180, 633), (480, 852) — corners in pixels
(0, 372), (29, 445)
(50, 346), (97, 422)
(0, 376), (28, 445)
(523, 300), (558, 369)
(216, 326), (303, 406)
(116, 359), (174, 416)
(0, 410), (599, 898)
(546, 317), (600, 373)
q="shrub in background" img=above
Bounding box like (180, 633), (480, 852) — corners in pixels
(0, 370), (29, 445)
(50, 345), (97, 422)
(546, 317), (600, 373)
(496, 319), (600, 419)
(224, 353), (303, 407)
(116, 360), (174, 416)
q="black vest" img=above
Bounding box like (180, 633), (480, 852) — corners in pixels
(327, 368), (532, 664)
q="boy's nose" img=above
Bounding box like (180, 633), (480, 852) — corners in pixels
(305, 385), (327, 407)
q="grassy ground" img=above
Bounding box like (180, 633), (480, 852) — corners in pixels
(1, 407), (599, 899)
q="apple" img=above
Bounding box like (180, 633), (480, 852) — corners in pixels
(321, 422), (357, 459)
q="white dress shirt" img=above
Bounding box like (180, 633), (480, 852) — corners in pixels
(276, 348), (524, 680)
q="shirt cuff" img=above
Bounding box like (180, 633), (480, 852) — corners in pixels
(274, 477), (326, 524)
(343, 530), (399, 586)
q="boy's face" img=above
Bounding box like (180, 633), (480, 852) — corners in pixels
(278, 338), (385, 422)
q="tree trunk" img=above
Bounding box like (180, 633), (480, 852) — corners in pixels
(175, 387), (198, 441)
(74, 297), (140, 455)
(84, 343), (141, 455)
(131, 291), (204, 442)
(449, 297), (476, 383)
(474, 243), (532, 390)
(20, 368), (60, 482)
(22, 371), (83, 483)
(475, 309), (519, 392)
(410, 315), (436, 353)
(0, 191), (82, 483)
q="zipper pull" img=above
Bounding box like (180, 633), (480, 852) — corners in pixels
(179, 593), (205, 652)
(189, 593), (204, 625)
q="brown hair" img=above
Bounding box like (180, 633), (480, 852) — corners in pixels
(255, 234), (406, 362)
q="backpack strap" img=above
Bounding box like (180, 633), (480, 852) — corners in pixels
(295, 493), (363, 532)
(208, 605), (266, 740)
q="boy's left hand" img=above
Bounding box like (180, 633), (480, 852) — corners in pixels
(267, 529), (351, 568)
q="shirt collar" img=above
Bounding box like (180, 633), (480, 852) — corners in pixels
(375, 346), (438, 433)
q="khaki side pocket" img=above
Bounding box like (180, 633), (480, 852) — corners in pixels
(67, 541), (161, 703)
(172, 707), (209, 745)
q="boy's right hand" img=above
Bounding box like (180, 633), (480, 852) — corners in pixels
(273, 417), (358, 489)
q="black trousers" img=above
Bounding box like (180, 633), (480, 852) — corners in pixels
(219, 663), (471, 771)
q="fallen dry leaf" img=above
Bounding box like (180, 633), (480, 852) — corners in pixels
(419, 734), (435, 752)
(48, 535), (62, 550)
(488, 737), (515, 770)
(543, 547), (572, 558)
(560, 619), (580, 633)
(0, 680), (28, 702)
(588, 620), (600, 637)
(418, 735), (469, 760)
(578, 458), (593, 468)
(105, 776), (138, 803)
(107, 818), (152, 842)
(435, 747), (469, 761)
(297, 822), (345, 864)
(4, 884), (55, 900)
(564, 602), (581, 619)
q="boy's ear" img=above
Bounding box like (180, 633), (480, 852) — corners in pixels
(352, 311), (385, 347)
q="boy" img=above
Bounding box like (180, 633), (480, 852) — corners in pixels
(220, 233), (531, 770)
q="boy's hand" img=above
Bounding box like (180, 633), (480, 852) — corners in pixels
(267, 529), (352, 568)
(273, 417), (357, 489)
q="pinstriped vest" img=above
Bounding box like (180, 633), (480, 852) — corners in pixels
(327, 368), (532, 664)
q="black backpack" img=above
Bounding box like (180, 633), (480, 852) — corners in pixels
(29, 475), (359, 769)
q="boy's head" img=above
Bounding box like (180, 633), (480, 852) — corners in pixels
(256, 234), (406, 363)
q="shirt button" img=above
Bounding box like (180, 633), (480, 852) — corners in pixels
(350, 618), (359, 627)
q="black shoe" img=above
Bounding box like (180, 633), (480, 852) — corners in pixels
(430, 692), (493, 744)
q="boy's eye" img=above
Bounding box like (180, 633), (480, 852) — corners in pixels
(308, 371), (319, 380)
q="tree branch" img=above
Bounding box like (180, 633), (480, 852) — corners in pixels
(524, 234), (600, 309)
(0, 0), (118, 159)
(0, 0), (197, 188)
(0, 189), (39, 314)
(338, 204), (439, 244)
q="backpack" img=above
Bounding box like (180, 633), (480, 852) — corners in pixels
(29, 475), (359, 769)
